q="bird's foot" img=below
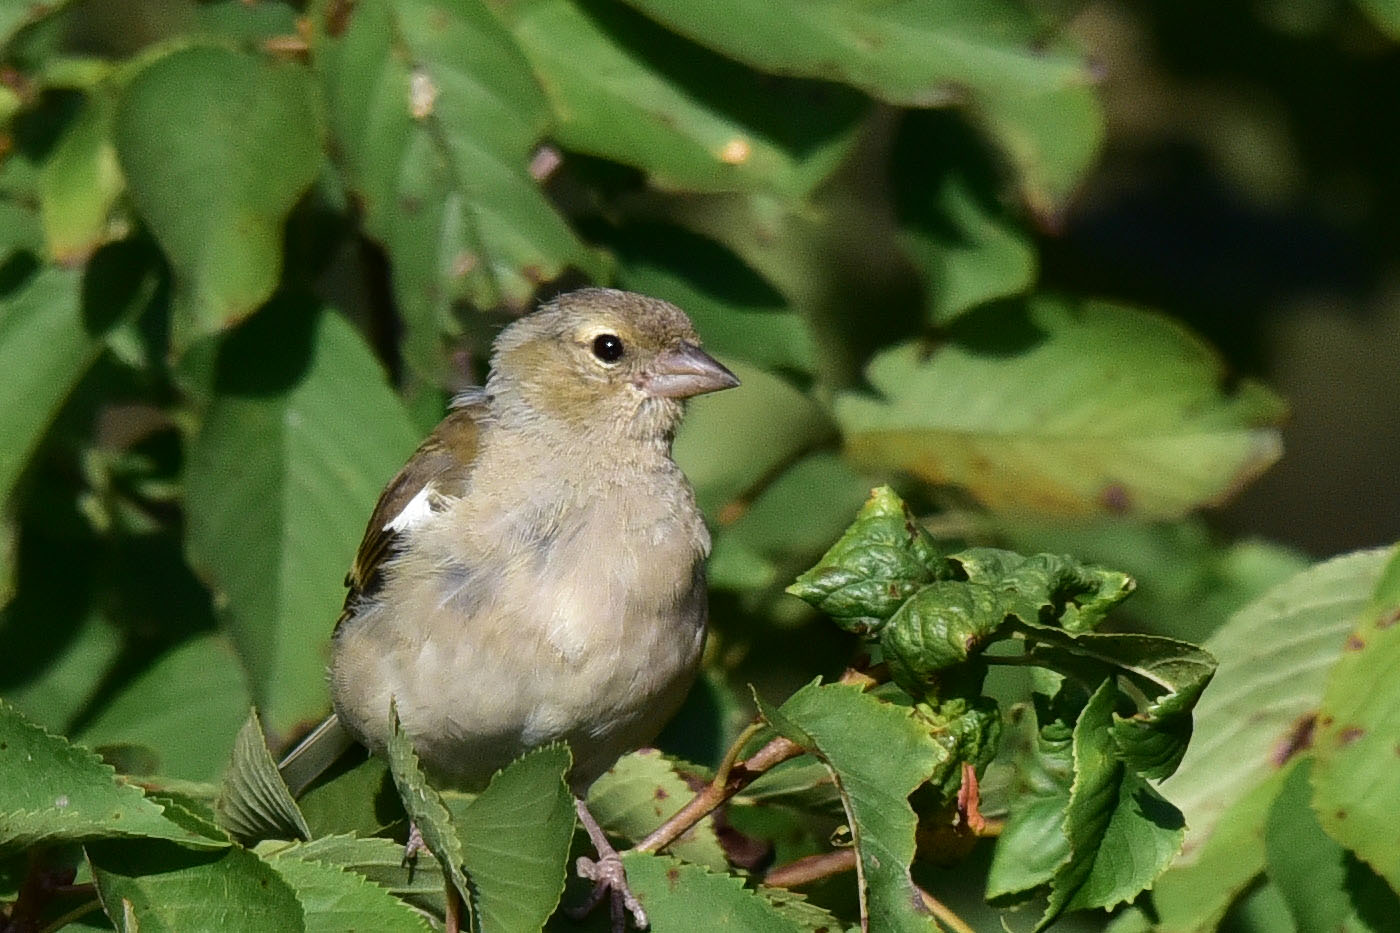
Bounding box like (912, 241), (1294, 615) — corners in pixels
(569, 797), (648, 931)
(401, 822), (426, 868)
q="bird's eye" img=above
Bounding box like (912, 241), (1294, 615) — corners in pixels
(591, 333), (625, 363)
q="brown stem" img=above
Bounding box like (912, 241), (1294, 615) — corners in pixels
(762, 849), (857, 888)
(917, 887), (977, 933)
(635, 735), (802, 854)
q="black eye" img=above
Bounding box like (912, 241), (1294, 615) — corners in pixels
(592, 333), (625, 363)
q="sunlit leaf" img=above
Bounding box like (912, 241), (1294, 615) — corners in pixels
(1312, 545), (1400, 891)
(836, 299), (1286, 519)
(312, 0), (601, 380)
(0, 700), (222, 849)
(588, 748), (726, 870)
(1161, 547), (1395, 864)
(216, 711), (312, 844)
(115, 45), (321, 352)
(184, 300), (421, 735)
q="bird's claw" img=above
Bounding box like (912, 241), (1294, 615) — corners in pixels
(572, 852), (648, 931)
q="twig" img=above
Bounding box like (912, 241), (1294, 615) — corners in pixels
(917, 887), (977, 933)
(635, 733), (802, 854)
(762, 849), (857, 888)
(36, 900), (102, 933)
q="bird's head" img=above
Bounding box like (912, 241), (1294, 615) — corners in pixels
(487, 288), (739, 444)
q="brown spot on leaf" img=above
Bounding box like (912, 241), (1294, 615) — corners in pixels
(325, 0), (355, 37)
(654, 787), (669, 800)
(1271, 712), (1316, 766)
(1338, 726), (1365, 746)
(1336, 810), (1348, 820)
(1101, 483), (1131, 514)
(1376, 607), (1400, 629)
(665, 867), (681, 889)
(1346, 634), (1366, 651)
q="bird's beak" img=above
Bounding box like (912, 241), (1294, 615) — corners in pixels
(642, 342), (741, 399)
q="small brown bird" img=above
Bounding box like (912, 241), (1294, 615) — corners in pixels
(280, 288), (738, 929)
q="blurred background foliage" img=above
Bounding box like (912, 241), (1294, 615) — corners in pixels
(1, 0), (1398, 930)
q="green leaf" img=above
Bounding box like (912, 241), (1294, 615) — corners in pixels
(786, 486), (943, 630)
(297, 753), (406, 839)
(620, 851), (806, 932)
(1312, 544), (1400, 891)
(457, 743), (575, 933)
(708, 452), (872, 594)
(0, 266), (98, 507)
(313, 0), (601, 380)
(587, 749), (726, 870)
(985, 710), (1073, 903)
(1150, 763), (1291, 933)
(1161, 547), (1395, 865)
(948, 548), (1135, 633)
(1, 610), (119, 733)
(0, 0), (75, 46)
(493, 0), (864, 198)
(835, 298), (1286, 519)
(266, 834), (446, 918)
(761, 681), (945, 933)
(893, 111), (1036, 324)
(74, 634), (251, 783)
(89, 841), (305, 933)
(39, 89), (122, 263)
(1265, 758), (1400, 933)
(618, 0), (1102, 210)
(383, 710), (473, 914)
(1010, 629), (1214, 781)
(114, 46), (321, 352)
(612, 224), (820, 375)
(1039, 680), (1185, 930)
(265, 847), (434, 933)
(0, 699), (222, 850)
(673, 360), (832, 518)
(184, 299), (421, 735)
(1355, 0), (1400, 39)
(216, 711), (312, 844)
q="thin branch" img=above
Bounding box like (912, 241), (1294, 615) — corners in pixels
(36, 900), (102, 933)
(634, 735), (802, 854)
(917, 887), (977, 933)
(762, 849), (856, 888)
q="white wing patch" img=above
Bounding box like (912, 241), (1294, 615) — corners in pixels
(385, 483), (439, 534)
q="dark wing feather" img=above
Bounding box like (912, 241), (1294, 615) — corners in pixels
(337, 403), (485, 628)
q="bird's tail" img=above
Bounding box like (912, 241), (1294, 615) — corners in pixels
(277, 713), (356, 797)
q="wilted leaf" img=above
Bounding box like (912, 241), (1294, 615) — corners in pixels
(0, 700), (222, 850)
(115, 46), (321, 352)
(184, 299), (420, 735)
(1312, 545), (1400, 891)
(1161, 547), (1395, 864)
(1039, 680), (1185, 930)
(786, 486), (943, 628)
(836, 299), (1286, 519)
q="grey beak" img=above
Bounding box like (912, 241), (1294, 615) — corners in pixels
(643, 342), (740, 399)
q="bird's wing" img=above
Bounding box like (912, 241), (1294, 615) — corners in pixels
(337, 401), (486, 627)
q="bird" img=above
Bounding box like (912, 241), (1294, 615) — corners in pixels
(278, 287), (739, 930)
